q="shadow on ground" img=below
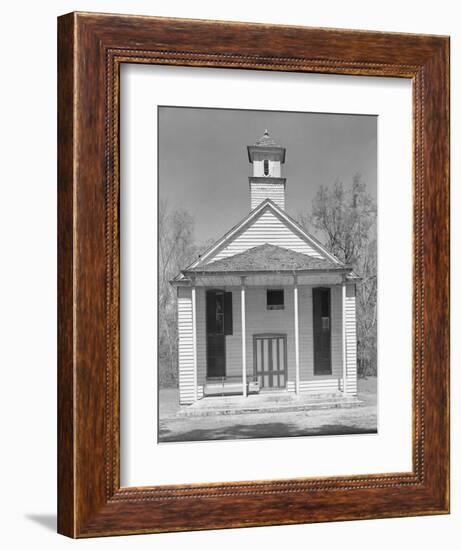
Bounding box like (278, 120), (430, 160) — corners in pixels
(159, 421), (376, 442)
(158, 378), (377, 443)
(25, 514), (57, 532)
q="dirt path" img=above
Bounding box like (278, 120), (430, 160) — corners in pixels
(159, 403), (377, 442)
(158, 377), (377, 443)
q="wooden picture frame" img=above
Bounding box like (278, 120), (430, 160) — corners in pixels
(57, 12), (450, 538)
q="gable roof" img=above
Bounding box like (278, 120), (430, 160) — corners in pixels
(184, 244), (348, 275)
(182, 199), (344, 278)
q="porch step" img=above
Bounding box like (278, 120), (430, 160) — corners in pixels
(178, 395), (362, 418)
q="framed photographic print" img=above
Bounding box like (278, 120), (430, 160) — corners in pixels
(57, 12), (450, 537)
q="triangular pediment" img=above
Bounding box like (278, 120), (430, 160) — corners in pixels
(185, 199), (344, 274)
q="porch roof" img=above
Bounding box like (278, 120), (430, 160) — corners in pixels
(183, 243), (349, 275)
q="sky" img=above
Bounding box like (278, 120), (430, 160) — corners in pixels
(158, 107), (377, 245)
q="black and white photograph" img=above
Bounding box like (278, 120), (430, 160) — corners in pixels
(158, 106), (377, 443)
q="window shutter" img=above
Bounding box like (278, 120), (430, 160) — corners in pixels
(313, 287), (332, 375)
(224, 291), (233, 335)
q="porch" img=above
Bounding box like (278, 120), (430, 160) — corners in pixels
(176, 265), (358, 405)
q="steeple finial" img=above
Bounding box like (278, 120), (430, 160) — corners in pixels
(255, 128), (277, 147)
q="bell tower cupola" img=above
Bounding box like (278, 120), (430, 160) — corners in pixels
(247, 129), (286, 210)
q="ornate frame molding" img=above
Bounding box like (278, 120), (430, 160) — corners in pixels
(58, 12), (449, 537)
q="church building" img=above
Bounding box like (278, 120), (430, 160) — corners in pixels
(171, 130), (359, 405)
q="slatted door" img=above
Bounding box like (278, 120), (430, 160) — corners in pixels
(253, 334), (287, 389)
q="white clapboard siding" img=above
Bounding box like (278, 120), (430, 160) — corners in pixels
(345, 284), (358, 395)
(247, 287), (295, 382)
(298, 284), (343, 393)
(177, 287), (196, 405)
(195, 288), (207, 386)
(182, 284), (354, 399)
(224, 287), (298, 383)
(222, 285), (344, 393)
(250, 182), (285, 210)
(330, 285), (343, 381)
(297, 286), (313, 383)
(208, 209), (322, 262)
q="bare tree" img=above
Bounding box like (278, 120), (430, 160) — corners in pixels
(158, 200), (197, 388)
(299, 174), (377, 376)
(158, 200), (215, 387)
(355, 238), (377, 376)
(307, 174), (376, 265)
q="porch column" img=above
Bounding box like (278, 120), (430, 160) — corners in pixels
(342, 280), (347, 396)
(191, 280), (198, 402)
(241, 277), (247, 397)
(293, 275), (300, 394)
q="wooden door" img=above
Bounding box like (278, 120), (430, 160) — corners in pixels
(313, 287), (332, 375)
(206, 290), (232, 378)
(254, 334), (287, 389)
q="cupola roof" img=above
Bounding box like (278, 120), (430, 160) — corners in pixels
(254, 128), (278, 147)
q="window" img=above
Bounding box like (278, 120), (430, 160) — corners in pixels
(267, 289), (284, 310)
(263, 158), (269, 176)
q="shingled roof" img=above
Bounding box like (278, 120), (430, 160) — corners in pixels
(255, 129), (278, 147)
(184, 244), (350, 274)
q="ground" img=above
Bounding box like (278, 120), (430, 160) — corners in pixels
(158, 377), (377, 443)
